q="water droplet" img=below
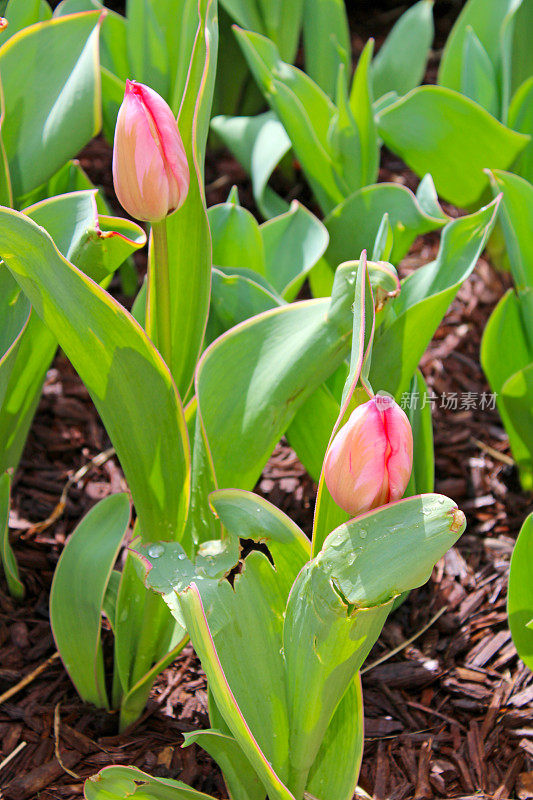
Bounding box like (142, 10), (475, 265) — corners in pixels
(359, 528), (367, 539)
(148, 544), (165, 558)
(177, 553), (186, 560)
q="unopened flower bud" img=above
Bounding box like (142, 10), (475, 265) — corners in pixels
(324, 394), (413, 516)
(112, 80), (189, 222)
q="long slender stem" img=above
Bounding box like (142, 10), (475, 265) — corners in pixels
(150, 220), (173, 368)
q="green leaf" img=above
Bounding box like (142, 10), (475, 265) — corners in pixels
(303, 0), (350, 99)
(305, 676), (364, 800)
(209, 191), (266, 275)
(283, 494), (465, 797)
(508, 77), (533, 183)
(501, 362), (533, 490)
(25, 190), (146, 283)
(404, 370), (435, 496)
(210, 111), (291, 219)
(438, 0), (523, 117)
(170, 578), (295, 800)
(50, 494), (130, 709)
(0, 0), (51, 46)
(370, 198), (500, 397)
(0, 471), (24, 599)
(481, 288), (533, 489)
(234, 26), (345, 214)
(0, 207), (190, 543)
(323, 179), (447, 281)
(377, 86), (529, 207)
(371, 0), (434, 99)
(487, 169), (533, 288)
(0, 10), (102, 199)
(85, 765), (217, 800)
(126, 0), (169, 99)
(206, 267), (281, 345)
(348, 39), (378, 187)
(182, 729), (264, 800)
(508, 513), (533, 668)
(209, 489), (310, 589)
(195, 262), (357, 499)
(0, 268), (30, 411)
(460, 26), (499, 117)
(261, 201), (328, 300)
(148, 0), (217, 400)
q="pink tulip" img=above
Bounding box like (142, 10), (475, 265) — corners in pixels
(112, 80), (189, 222)
(324, 394), (413, 516)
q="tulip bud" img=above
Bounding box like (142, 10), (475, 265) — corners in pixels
(324, 394), (413, 516)
(112, 80), (189, 222)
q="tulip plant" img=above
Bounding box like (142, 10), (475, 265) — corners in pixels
(83, 258), (467, 800)
(0, 5), (146, 597)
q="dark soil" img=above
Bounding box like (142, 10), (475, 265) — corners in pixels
(2, 2), (532, 799)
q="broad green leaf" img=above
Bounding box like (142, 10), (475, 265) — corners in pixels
(0, 193), (143, 474)
(327, 66), (362, 194)
(206, 267), (281, 344)
(487, 169), (533, 289)
(25, 191), (146, 284)
(209, 489), (310, 589)
(0, 472), (24, 598)
(511, 1), (533, 94)
(286, 381), (340, 482)
(195, 262), (357, 498)
(439, 0), (523, 102)
(126, 0), (169, 99)
(461, 26), (499, 117)
(210, 111), (291, 219)
(148, 0), (217, 400)
(372, 0), (434, 99)
(377, 86), (529, 207)
(501, 362), (533, 490)
(508, 513), (533, 668)
(234, 26), (345, 214)
(303, 0), (350, 99)
(0, 10), (102, 199)
(183, 729), (264, 800)
(348, 39), (378, 187)
(0, 268), (30, 410)
(305, 676), (364, 800)
(0, 0), (51, 46)
(167, 578), (295, 800)
(370, 198), (500, 397)
(508, 77), (533, 184)
(404, 369), (435, 496)
(481, 288), (533, 490)
(85, 765), (217, 800)
(209, 191), (266, 276)
(283, 494), (465, 797)
(50, 494), (130, 709)
(0, 207), (190, 543)
(261, 201), (328, 299)
(323, 180), (447, 284)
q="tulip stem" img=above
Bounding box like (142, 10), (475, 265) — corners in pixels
(150, 220), (172, 368)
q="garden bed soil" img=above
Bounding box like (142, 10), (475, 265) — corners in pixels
(1, 2), (533, 798)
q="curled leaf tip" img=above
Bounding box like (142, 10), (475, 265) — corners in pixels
(449, 508), (466, 534)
